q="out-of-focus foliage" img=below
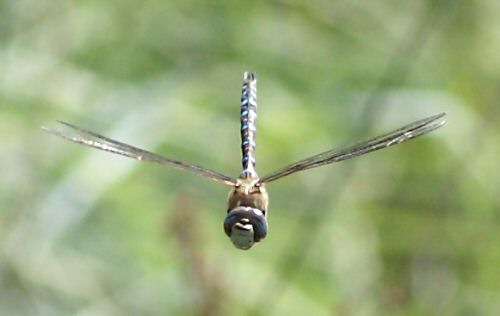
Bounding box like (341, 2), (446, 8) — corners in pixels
(1, 0), (499, 315)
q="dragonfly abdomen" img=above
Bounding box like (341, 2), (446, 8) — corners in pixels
(240, 71), (258, 178)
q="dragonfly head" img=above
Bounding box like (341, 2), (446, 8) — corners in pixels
(224, 206), (267, 250)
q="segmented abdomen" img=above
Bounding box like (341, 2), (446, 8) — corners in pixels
(240, 72), (257, 178)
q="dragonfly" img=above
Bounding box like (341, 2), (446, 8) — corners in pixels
(43, 72), (447, 250)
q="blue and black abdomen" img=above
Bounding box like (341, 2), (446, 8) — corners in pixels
(240, 72), (258, 178)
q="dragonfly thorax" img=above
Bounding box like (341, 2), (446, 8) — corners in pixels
(228, 177), (268, 210)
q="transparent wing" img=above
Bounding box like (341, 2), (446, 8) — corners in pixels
(260, 112), (446, 184)
(42, 121), (238, 186)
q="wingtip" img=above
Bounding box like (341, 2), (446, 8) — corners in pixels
(427, 112), (447, 128)
(40, 125), (57, 134)
(41, 120), (70, 133)
(436, 112), (447, 125)
(55, 120), (72, 127)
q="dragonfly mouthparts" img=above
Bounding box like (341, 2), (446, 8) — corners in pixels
(235, 221), (252, 231)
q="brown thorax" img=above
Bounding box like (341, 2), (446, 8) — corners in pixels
(228, 174), (268, 213)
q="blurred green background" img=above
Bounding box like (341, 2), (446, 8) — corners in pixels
(1, 0), (499, 315)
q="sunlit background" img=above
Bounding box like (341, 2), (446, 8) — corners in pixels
(1, 1), (499, 315)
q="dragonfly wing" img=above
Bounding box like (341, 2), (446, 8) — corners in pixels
(260, 112), (446, 184)
(42, 121), (237, 186)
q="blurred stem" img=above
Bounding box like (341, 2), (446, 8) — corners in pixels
(167, 190), (226, 316)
